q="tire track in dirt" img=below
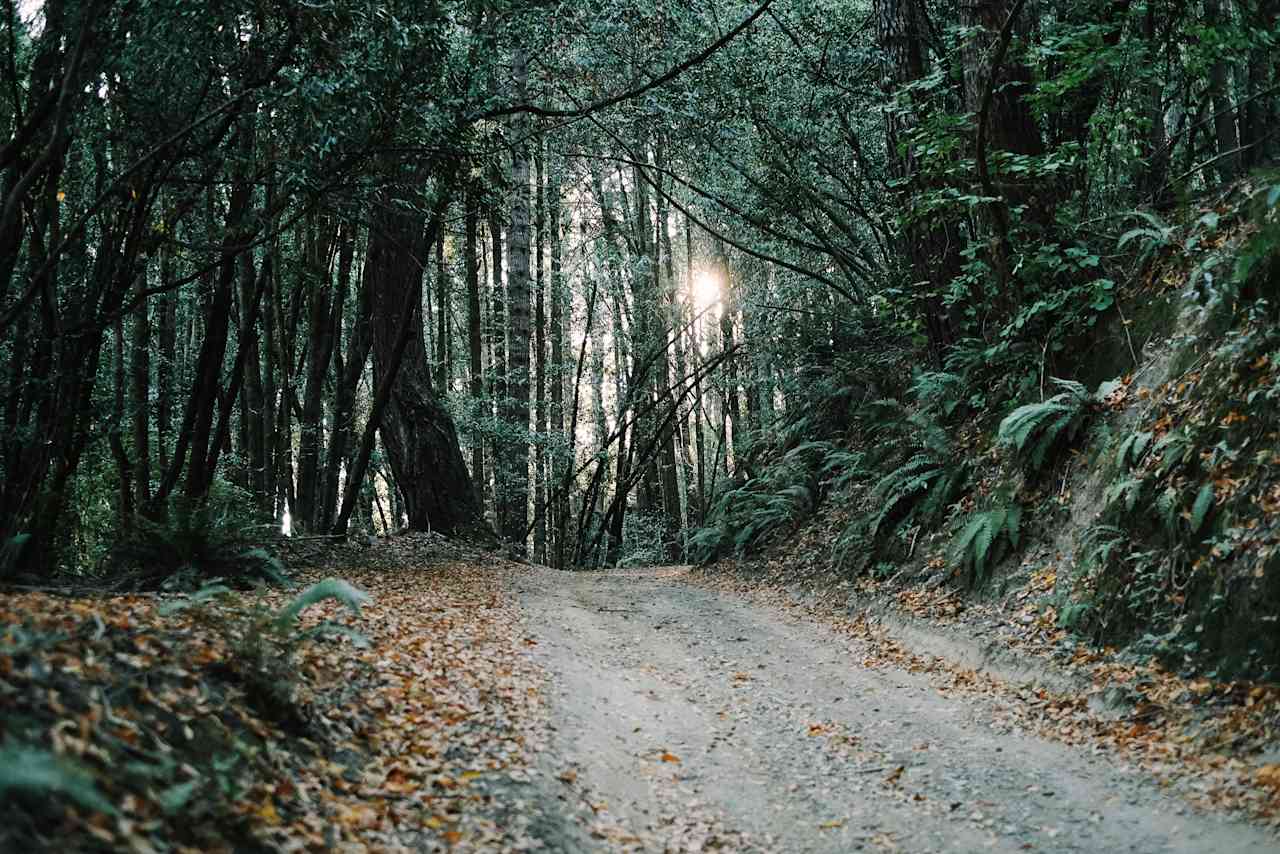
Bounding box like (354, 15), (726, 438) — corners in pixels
(515, 567), (1274, 853)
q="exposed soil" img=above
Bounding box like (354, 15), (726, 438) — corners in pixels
(516, 566), (1277, 853)
(5, 542), (1276, 852)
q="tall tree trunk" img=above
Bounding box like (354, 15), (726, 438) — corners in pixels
(533, 142), (548, 564)
(654, 146), (683, 557)
(1206, 0), (1241, 181)
(465, 189), (487, 500)
(500, 47), (532, 552)
(156, 244), (176, 483)
(130, 278), (151, 511)
(548, 159), (568, 567)
(322, 221), (373, 534)
(368, 193), (483, 534)
(182, 174), (252, 499)
(296, 215), (341, 530)
(435, 222), (450, 390)
(687, 218), (707, 524)
(239, 242), (269, 518)
(873, 0), (962, 363)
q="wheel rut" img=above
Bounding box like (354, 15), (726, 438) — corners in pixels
(513, 567), (1273, 853)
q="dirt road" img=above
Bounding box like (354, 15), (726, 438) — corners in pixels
(514, 567), (1274, 853)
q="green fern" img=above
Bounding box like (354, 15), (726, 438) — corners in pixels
(111, 497), (286, 589)
(997, 378), (1093, 474)
(910, 370), (967, 419)
(869, 452), (969, 541)
(0, 744), (116, 815)
(1103, 476), (1147, 513)
(950, 503), (1021, 584)
(276, 577), (371, 624)
(1116, 209), (1175, 266)
(1112, 430), (1153, 470)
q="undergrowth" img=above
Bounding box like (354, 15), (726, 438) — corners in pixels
(692, 175), (1280, 680)
(0, 577), (371, 850)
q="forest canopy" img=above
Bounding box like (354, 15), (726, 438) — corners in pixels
(2, 0), (1278, 619)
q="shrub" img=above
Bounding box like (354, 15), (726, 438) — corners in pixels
(109, 494), (285, 590)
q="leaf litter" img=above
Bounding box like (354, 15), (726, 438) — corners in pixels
(0, 535), (555, 852)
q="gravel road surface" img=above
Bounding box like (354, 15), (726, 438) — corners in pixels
(514, 567), (1275, 853)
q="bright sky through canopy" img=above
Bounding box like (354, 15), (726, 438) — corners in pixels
(692, 269), (722, 314)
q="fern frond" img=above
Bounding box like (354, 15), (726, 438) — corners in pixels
(0, 745), (116, 815)
(997, 379), (1094, 475)
(277, 578), (371, 624)
(1114, 430), (1153, 469)
(950, 502), (1021, 584)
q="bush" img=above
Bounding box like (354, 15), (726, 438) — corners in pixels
(108, 492), (285, 590)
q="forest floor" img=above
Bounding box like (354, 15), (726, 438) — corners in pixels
(4, 538), (1280, 852)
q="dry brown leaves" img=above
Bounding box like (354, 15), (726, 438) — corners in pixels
(0, 552), (550, 852)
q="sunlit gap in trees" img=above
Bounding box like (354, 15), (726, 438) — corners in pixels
(689, 268), (723, 317)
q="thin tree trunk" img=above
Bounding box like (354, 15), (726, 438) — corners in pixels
(501, 46), (532, 552)
(533, 140), (548, 564)
(130, 276), (151, 510)
(435, 222), (449, 390)
(465, 189), (486, 499)
(548, 159), (568, 567)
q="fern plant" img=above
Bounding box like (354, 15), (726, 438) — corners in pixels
(110, 496), (286, 590)
(0, 744), (116, 815)
(1116, 209), (1175, 267)
(868, 452), (969, 541)
(166, 578), (371, 730)
(949, 501), (1021, 585)
(997, 378), (1096, 475)
(910, 370), (968, 420)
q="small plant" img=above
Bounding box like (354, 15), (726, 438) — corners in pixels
(949, 499), (1021, 585)
(868, 452), (969, 542)
(910, 370), (968, 420)
(110, 495), (285, 590)
(1116, 209), (1175, 267)
(165, 578), (371, 730)
(998, 378), (1111, 476)
(0, 743), (116, 816)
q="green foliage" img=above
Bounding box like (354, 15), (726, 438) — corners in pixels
(867, 452), (968, 542)
(997, 379), (1096, 475)
(829, 397), (971, 575)
(109, 493), (285, 590)
(277, 578), (371, 624)
(0, 744), (117, 816)
(689, 467), (818, 563)
(168, 578), (371, 729)
(949, 501), (1021, 586)
(909, 371), (968, 421)
(1116, 210), (1176, 267)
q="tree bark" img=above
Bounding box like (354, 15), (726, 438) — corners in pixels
(367, 193), (484, 535)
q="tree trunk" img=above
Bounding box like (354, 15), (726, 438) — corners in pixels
(1205, 0), (1241, 182)
(465, 189), (487, 500)
(130, 279), (151, 511)
(296, 215), (342, 530)
(533, 141), (548, 564)
(368, 194), (484, 535)
(548, 158), (568, 567)
(501, 47), (532, 552)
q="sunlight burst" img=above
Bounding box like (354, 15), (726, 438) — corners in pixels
(691, 269), (722, 313)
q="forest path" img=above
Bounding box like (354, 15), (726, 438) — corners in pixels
(513, 566), (1273, 853)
